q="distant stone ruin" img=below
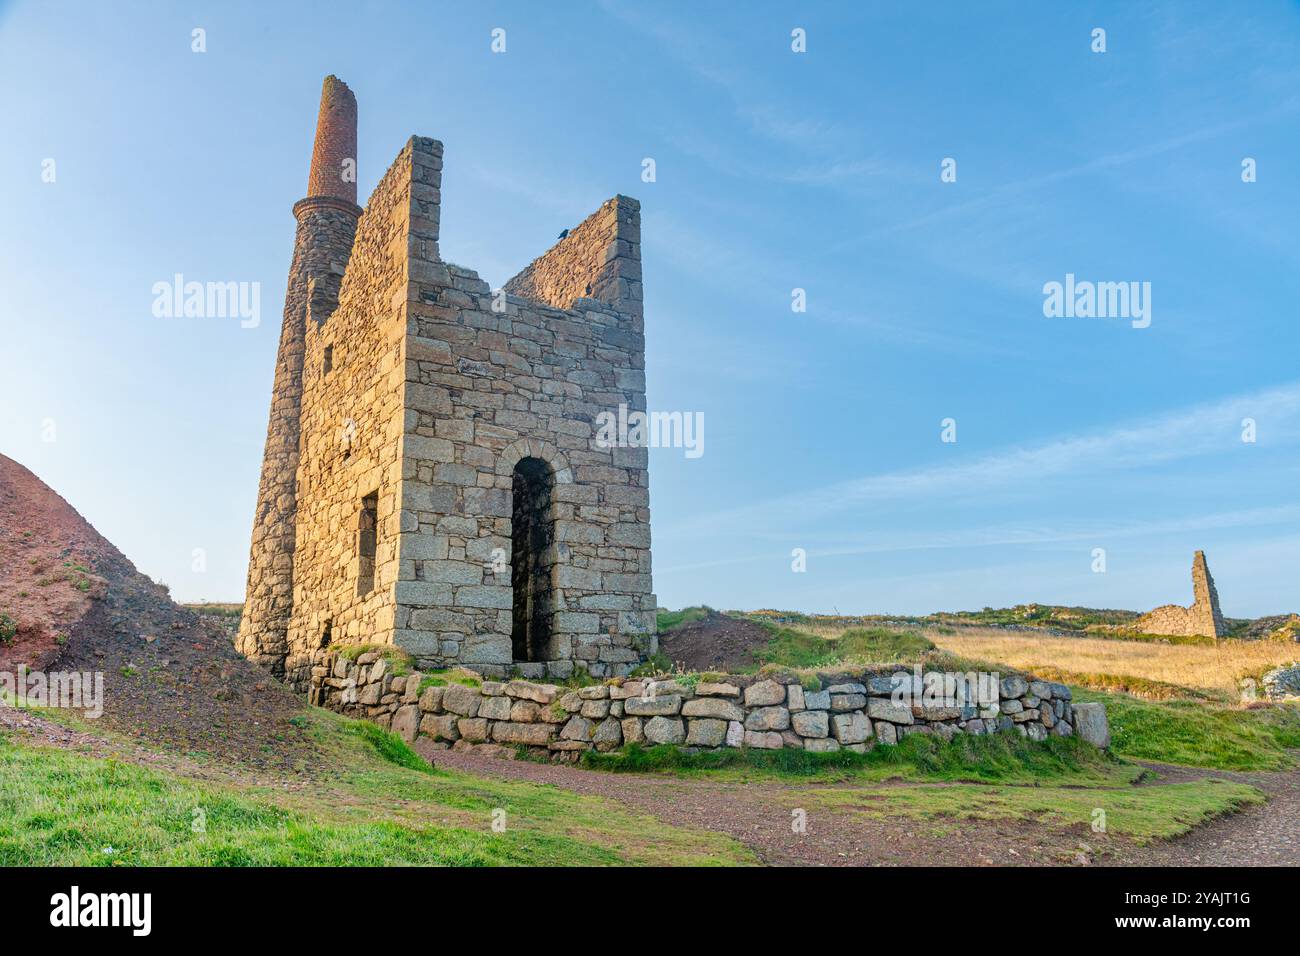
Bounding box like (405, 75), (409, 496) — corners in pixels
(1135, 551), (1226, 639)
(236, 76), (656, 690)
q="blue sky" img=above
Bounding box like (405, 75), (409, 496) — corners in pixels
(2, 1), (1298, 617)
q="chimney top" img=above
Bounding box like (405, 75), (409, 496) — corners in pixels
(306, 74), (358, 204)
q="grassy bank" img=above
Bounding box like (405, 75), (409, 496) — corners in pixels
(0, 711), (755, 866)
(1073, 689), (1300, 771)
(751, 622), (936, 670)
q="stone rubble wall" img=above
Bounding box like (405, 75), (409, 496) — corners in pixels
(1262, 662), (1300, 700)
(307, 648), (1083, 760)
(1135, 550), (1226, 638)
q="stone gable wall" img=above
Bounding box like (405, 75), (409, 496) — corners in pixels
(283, 139), (424, 687)
(307, 649), (1086, 759)
(389, 140), (655, 681)
(502, 196), (643, 316)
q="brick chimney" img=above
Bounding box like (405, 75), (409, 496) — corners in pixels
(306, 75), (358, 204)
(237, 76), (362, 678)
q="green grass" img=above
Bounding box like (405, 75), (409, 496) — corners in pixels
(656, 606), (712, 633)
(345, 720), (433, 773)
(416, 669), (482, 692)
(0, 712), (756, 866)
(751, 623), (935, 670)
(583, 729), (1137, 787)
(797, 778), (1264, 844)
(1075, 689), (1300, 771)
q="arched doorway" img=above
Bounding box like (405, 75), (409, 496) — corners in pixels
(510, 456), (556, 662)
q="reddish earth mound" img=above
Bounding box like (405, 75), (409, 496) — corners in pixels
(0, 454), (309, 769)
(657, 610), (773, 673)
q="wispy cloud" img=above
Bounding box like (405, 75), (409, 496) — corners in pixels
(656, 503), (1300, 576)
(665, 381), (1300, 535)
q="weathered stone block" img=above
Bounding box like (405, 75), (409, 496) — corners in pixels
(1072, 702), (1110, 748)
(743, 680), (785, 707)
(560, 716), (595, 741)
(743, 730), (783, 749)
(830, 693), (867, 711)
(867, 698), (913, 724)
(478, 695), (513, 720)
(681, 698), (744, 721)
(643, 716), (686, 745)
(831, 712), (871, 744)
(442, 683), (481, 716)
(623, 695), (682, 716)
(745, 706), (791, 731)
(492, 721), (555, 745)
(685, 718), (727, 747)
(621, 716), (645, 745)
(503, 681), (559, 704)
(391, 704), (420, 742)
(792, 710), (829, 738)
(421, 713), (459, 740)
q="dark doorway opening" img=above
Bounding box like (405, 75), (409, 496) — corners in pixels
(511, 457), (555, 662)
(357, 491), (377, 596)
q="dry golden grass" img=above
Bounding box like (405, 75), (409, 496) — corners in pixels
(919, 627), (1298, 696)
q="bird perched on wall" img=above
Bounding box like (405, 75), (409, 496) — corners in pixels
(557, 229), (569, 239)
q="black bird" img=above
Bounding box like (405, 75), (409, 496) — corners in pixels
(557, 228), (569, 239)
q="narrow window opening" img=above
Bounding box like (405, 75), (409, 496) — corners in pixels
(323, 344), (334, 376)
(511, 457), (556, 662)
(357, 491), (378, 596)
(320, 617), (333, 648)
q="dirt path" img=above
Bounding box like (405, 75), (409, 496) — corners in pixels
(423, 744), (1102, 866)
(421, 744), (1299, 867)
(1124, 758), (1300, 866)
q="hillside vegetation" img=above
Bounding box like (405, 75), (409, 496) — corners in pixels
(0, 710), (754, 866)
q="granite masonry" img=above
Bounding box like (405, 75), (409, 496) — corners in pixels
(306, 648), (1111, 760)
(237, 77), (656, 690)
(1135, 551), (1226, 639)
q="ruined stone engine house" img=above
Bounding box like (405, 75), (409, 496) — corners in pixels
(237, 76), (656, 689)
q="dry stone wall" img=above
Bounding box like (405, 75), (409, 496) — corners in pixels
(307, 648), (1089, 759)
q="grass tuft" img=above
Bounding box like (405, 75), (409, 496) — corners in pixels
(752, 623), (934, 670)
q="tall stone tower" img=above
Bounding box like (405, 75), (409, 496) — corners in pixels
(1188, 550), (1226, 638)
(239, 78), (655, 689)
(237, 76), (363, 677)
